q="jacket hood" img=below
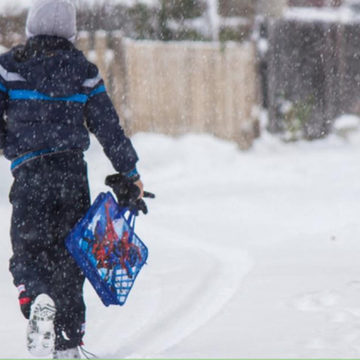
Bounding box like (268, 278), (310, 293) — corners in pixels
(13, 35), (88, 97)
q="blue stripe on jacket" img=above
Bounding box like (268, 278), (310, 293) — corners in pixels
(8, 85), (106, 103)
(9, 90), (88, 103)
(89, 84), (106, 97)
(11, 148), (65, 171)
(0, 82), (7, 93)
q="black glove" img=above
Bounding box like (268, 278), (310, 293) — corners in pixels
(105, 173), (155, 215)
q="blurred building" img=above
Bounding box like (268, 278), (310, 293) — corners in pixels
(288, 0), (342, 6)
(261, 0), (360, 140)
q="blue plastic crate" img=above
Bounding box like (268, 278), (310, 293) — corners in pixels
(66, 192), (148, 306)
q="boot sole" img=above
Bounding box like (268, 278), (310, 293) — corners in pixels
(27, 294), (56, 357)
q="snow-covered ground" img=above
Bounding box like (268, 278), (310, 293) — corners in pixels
(2, 124), (360, 358)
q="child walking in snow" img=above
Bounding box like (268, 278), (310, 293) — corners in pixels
(0, 0), (150, 358)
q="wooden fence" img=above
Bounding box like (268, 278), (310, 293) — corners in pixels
(2, 31), (260, 149)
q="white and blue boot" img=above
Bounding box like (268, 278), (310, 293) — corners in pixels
(26, 294), (56, 357)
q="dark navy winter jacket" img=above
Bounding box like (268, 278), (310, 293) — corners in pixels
(0, 35), (138, 174)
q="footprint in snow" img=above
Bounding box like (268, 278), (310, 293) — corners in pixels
(347, 280), (360, 291)
(293, 291), (340, 312)
(294, 286), (360, 356)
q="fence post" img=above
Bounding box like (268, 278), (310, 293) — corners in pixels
(94, 30), (109, 88)
(76, 31), (91, 57)
(111, 31), (132, 135)
(5, 32), (25, 48)
(235, 42), (258, 149)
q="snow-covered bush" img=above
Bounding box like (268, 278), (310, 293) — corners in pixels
(275, 95), (316, 142)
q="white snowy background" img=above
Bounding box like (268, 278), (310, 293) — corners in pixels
(2, 115), (360, 358)
(2, 0), (360, 358)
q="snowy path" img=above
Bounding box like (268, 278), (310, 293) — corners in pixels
(158, 131), (360, 358)
(85, 134), (253, 358)
(2, 130), (360, 357)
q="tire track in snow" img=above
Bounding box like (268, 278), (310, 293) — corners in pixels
(106, 225), (253, 358)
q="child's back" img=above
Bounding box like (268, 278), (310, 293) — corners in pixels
(0, 34), (138, 174)
(0, 0), (145, 358)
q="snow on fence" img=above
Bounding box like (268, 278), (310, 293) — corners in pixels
(1, 31), (259, 149)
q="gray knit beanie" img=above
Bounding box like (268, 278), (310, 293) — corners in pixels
(26, 0), (77, 42)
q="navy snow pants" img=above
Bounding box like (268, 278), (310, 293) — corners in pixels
(9, 151), (91, 350)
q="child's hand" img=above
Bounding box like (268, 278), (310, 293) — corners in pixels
(131, 180), (156, 215)
(105, 174), (155, 215)
(134, 179), (144, 199)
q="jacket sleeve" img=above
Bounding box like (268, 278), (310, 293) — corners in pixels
(0, 78), (7, 150)
(84, 72), (138, 174)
